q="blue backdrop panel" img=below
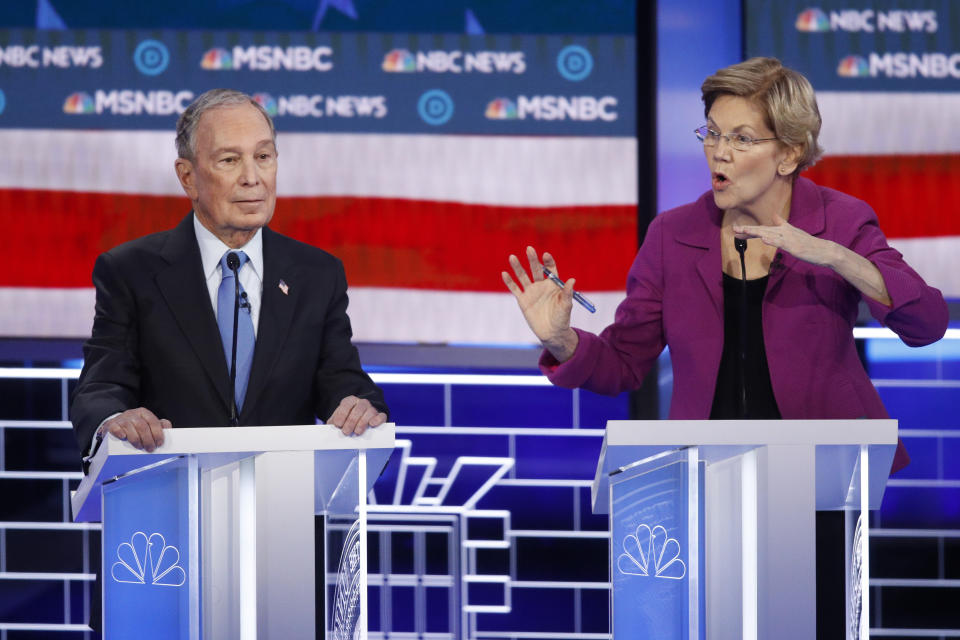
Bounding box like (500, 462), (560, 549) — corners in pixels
(746, 0), (957, 92)
(0, 29), (635, 136)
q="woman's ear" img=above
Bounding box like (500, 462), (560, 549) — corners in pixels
(777, 144), (802, 176)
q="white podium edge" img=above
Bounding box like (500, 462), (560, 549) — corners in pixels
(591, 419), (898, 514)
(72, 423), (396, 522)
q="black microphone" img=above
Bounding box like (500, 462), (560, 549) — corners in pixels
(734, 238), (748, 417)
(226, 252), (241, 426)
(734, 237), (748, 256)
(226, 251), (241, 272)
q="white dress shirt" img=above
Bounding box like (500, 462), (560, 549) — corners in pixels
(193, 213), (264, 335)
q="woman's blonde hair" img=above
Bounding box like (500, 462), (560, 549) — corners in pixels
(701, 57), (824, 174)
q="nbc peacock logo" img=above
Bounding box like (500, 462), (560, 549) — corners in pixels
(837, 55), (870, 77)
(201, 47), (233, 70)
(485, 98), (517, 120)
(382, 48), (415, 72)
(252, 92), (278, 116)
(111, 532), (186, 587)
(796, 8), (830, 32)
(63, 92), (94, 114)
(617, 524), (686, 580)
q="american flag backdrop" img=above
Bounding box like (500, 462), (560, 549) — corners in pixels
(748, 2), (960, 303)
(0, 29), (638, 343)
(806, 93), (960, 298)
(0, 129), (637, 342)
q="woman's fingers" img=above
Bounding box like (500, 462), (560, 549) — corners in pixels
(543, 251), (559, 278)
(502, 271), (523, 297)
(508, 253), (533, 288)
(526, 246), (544, 281)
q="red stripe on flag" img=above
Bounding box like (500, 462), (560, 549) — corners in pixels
(1, 189), (637, 290)
(805, 154), (960, 239)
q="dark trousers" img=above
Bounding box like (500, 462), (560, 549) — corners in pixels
(816, 510), (847, 639)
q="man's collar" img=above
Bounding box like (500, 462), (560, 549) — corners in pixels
(192, 213), (264, 280)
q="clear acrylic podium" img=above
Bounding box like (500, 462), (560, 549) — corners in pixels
(71, 423), (395, 640)
(592, 419), (898, 640)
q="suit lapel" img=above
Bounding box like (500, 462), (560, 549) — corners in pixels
(768, 177), (826, 293)
(155, 214), (234, 415)
(676, 195), (724, 318)
(241, 227), (299, 420)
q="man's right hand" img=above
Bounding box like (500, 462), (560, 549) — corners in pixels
(100, 408), (172, 453)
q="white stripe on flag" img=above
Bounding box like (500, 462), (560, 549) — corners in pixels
(817, 92), (960, 156)
(0, 287), (621, 342)
(0, 130), (638, 206)
(888, 236), (960, 300)
(346, 289), (621, 344)
(0, 288), (94, 338)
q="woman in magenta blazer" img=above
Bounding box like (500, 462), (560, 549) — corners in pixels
(503, 58), (947, 471)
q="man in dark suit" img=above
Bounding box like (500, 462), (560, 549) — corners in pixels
(71, 88), (387, 460)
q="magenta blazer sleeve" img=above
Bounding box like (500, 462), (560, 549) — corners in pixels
(849, 206), (949, 345)
(540, 213), (668, 394)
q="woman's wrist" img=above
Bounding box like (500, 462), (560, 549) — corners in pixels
(825, 240), (893, 306)
(543, 328), (579, 363)
(823, 239), (846, 271)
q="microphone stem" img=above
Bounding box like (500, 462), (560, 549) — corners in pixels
(230, 262), (240, 426)
(735, 239), (748, 418)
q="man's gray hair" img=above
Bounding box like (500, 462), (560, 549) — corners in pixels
(175, 89), (277, 160)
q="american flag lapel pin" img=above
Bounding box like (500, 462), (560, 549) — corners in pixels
(278, 279), (289, 295)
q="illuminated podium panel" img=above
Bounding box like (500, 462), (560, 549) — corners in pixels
(592, 420), (897, 640)
(71, 424), (395, 640)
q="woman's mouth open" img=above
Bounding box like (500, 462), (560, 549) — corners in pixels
(712, 172), (730, 191)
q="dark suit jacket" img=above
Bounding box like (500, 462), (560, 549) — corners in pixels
(70, 213), (387, 458)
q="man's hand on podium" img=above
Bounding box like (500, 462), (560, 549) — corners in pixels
(327, 396), (387, 437)
(100, 407), (171, 453)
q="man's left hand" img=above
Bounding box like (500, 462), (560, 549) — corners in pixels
(327, 396), (387, 436)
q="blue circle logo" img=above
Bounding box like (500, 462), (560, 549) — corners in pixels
(417, 89), (454, 126)
(0, 89), (6, 116)
(557, 45), (593, 82)
(134, 40), (170, 76)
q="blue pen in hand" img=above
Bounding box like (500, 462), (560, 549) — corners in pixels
(542, 266), (596, 313)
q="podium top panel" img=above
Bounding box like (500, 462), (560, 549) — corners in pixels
(604, 419), (898, 447)
(72, 423), (395, 522)
(593, 420), (898, 514)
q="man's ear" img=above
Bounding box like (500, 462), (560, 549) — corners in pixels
(174, 158), (198, 200)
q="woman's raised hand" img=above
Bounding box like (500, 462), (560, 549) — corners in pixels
(502, 246), (579, 362)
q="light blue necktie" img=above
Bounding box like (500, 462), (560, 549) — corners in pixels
(217, 251), (255, 412)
